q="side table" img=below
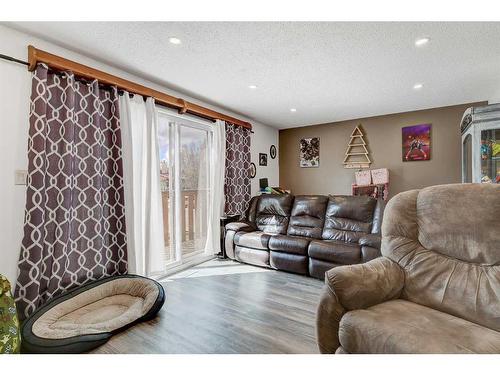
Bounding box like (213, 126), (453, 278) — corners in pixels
(218, 215), (240, 258)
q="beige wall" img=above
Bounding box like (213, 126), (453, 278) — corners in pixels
(279, 102), (486, 197)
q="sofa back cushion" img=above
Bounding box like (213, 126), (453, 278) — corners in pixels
(382, 183), (500, 332)
(287, 195), (328, 238)
(371, 199), (385, 234)
(244, 195), (260, 223)
(255, 194), (294, 234)
(322, 195), (377, 242)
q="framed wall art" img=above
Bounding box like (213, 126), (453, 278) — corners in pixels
(402, 124), (431, 162)
(249, 162), (256, 178)
(259, 153), (267, 166)
(299, 137), (319, 168)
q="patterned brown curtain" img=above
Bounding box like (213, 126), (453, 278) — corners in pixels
(15, 64), (127, 320)
(224, 122), (251, 216)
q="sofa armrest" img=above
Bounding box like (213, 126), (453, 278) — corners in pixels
(224, 221), (256, 259)
(225, 221), (256, 232)
(358, 233), (381, 249)
(316, 257), (404, 353)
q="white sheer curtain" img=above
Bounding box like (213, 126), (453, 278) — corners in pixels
(205, 120), (226, 255)
(120, 94), (165, 276)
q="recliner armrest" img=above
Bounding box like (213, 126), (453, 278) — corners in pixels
(316, 257), (404, 353)
(358, 233), (381, 249)
(225, 221), (256, 232)
(325, 257), (404, 310)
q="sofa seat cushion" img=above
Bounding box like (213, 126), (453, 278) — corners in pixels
(268, 235), (311, 255)
(234, 246), (270, 267)
(339, 299), (500, 354)
(308, 240), (361, 264)
(234, 231), (272, 250)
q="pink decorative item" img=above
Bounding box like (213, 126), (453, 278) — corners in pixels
(355, 170), (372, 186)
(371, 168), (389, 185)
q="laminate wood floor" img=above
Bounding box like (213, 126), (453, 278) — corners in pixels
(92, 259), (324, 354)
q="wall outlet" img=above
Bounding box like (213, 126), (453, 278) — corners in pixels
(14, 170), (28, 186)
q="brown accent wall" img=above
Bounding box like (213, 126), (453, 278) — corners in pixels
(279, 102), (486, 197)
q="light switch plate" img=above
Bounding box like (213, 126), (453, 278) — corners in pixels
(14, 170), (28, 185)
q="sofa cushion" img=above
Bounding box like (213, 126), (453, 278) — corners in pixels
(339, 299), (500, 354)
(308, 240), (361, 264)
(244, 196), (260, 223)
(234, 246), (270, 267)
(255, 194), (294, 234)
(269, 252), (308, 275)
(308, 258), (343, 280)
(322, 195), (376, 241)
(287, 195), (328, 238)
(234, 231), (272, 250)
(268, 234), (310, 255)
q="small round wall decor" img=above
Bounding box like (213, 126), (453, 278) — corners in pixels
(249, 162), (256, 179)
(270, 145), (277, 159)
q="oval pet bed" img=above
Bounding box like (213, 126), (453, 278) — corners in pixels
(21, 275), (165, 354)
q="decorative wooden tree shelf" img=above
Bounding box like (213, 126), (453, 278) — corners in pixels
(343, 125), (372, 169)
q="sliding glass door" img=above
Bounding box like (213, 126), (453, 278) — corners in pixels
(157, 109), (212, 271)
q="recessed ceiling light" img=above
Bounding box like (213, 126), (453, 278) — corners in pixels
(290, 108), (297, 112)
(415, 37), (430, 46)
(413, 83), (423, 90)
(248, 85), (257, 89)
(168, 37), (182, 45)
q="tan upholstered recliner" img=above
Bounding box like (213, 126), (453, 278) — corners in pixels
(316, 183), (500, 354)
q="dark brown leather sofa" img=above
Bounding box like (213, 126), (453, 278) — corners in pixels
(225, 194), (385, 279)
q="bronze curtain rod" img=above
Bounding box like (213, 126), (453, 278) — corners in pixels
(22, 46), (252, 130)
(0, 52), (30, 67)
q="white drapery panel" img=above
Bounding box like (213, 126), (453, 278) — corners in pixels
(120, 94), (165, 276)
(205, 120), (226, 255)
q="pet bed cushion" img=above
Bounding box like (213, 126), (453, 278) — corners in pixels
(21, 275), (165, 353)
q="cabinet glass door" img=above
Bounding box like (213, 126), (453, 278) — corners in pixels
(480, 128), (500, 184)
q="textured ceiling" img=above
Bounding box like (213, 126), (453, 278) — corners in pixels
(7, 22), (500, 128)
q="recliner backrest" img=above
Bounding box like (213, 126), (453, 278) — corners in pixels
(322, 195), (377, 242)
(287, 195), (328, 238)
(382, 183), (500, 332)
(255, 194), (294, 234)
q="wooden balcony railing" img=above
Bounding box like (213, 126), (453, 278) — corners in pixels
(161, 189), (208, 257)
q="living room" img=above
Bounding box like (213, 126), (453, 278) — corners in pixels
(1, 1), (499, 374)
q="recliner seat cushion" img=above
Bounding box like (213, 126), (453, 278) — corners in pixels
(287, 195), (328, 238)
(339, 299), (500, 354)
(255, 194), (294, 234)
(308, 240), (361, 264)
(234, 231), (272, 250)
(268, 234), (310, 255)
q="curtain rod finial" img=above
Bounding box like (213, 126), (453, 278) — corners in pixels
(27, 45), (37, 71)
